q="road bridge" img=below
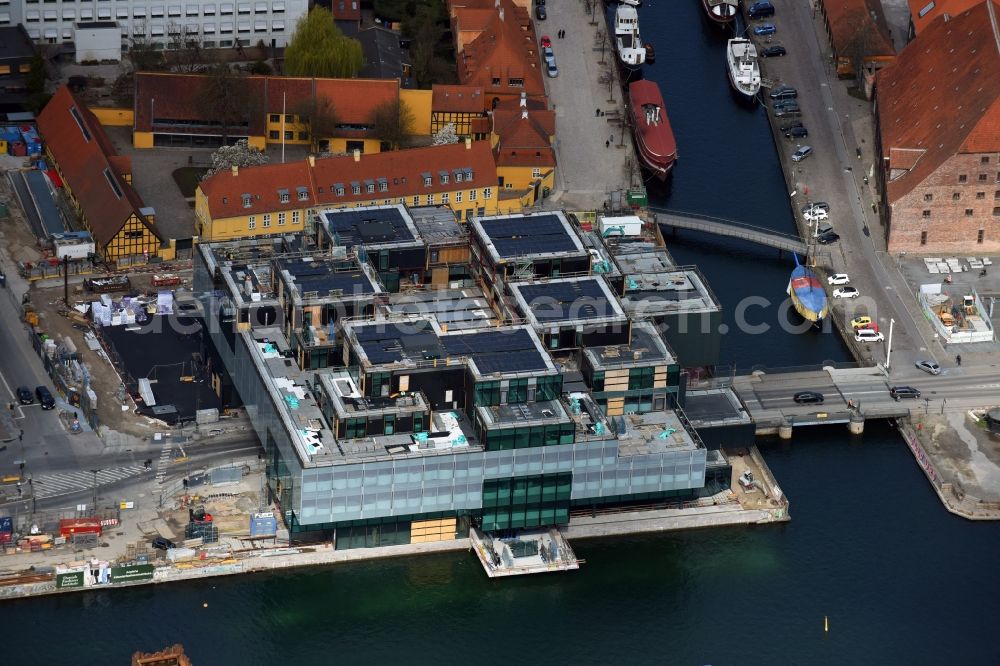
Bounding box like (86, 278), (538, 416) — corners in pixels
(653, 209), (810, 256)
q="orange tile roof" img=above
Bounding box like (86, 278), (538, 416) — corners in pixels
(457, 0), (545, 99)
(135, 73), (400, 133)
(907, 0), (981, 34)
(822, 0), (895, 58)
(200, 141), (498, 220)
(876, 0), (1000, 203)
(453, 7), (496, 33)
(492, 96), (555, 167)
(432, 84), (488, 113)
(38, 86), (160, 247)
(330, 0), (361, 22)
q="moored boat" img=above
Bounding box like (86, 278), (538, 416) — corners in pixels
(726, 38), (761, 99)
(702, 0), (738, 24)
(787, 257), (829, 322)
(615, 5), (646, 71)
(628, 80), (676, 181)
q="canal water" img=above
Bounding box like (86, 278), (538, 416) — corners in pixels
(3, 5), (1000, 664)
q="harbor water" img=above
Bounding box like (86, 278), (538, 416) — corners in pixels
(3, 4), (999, 664)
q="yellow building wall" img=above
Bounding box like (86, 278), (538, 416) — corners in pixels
(498, 166), (555, 193)
(324, 137), (384, 154)
(89, 107), (134, 126)
(195, 187), (309, 240)
(265, 115), (311, 145)
(400, 88), (433, 136)
(106, 214), (161, 262)
(133, 131), (154, 149)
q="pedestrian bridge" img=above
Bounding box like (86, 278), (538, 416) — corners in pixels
(652, 209), (809, 256)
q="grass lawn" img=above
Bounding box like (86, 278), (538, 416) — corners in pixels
(172, 166), (209, 198)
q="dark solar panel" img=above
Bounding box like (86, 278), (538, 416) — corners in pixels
(278, 259), (376, 296)
(479, 215), (579, 258)
(323, 209), (416, 246)
(516, 279), (617, 323)
(440, 329), (548, 373)
(353, 321), (442, 364)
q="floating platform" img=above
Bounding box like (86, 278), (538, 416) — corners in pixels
(470, 528), (581, 577)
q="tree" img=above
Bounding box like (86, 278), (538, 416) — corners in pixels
(432, 122), (459, 146)
(284, 7), (363, 78)
(249, 60), (273, 75)
(371, 99), (415, 150)
(205, 140), (269, 177)
(126, 23), (166, 72)
(164, 25), (215, 73)
(291, 95), (339, 151)
(197, 63), (255, 142)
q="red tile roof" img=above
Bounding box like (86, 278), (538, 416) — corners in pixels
(907, 0), (981, 34)
(135, 73), (400, 133)
(492, 97), (555, 167)
(38, 86), (160, 247)
(453, 7), (496, 34)
(200, 141), (498, 220)
(876, 0), (1000, 203)
(457, 0), (545, 99)
(822, 0), (896, 58)
(432, 84), (488, 113)
(331, 0), (361, 22)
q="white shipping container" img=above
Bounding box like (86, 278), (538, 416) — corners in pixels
(52, 238), (95, 261)
(599, 216), (644, 237)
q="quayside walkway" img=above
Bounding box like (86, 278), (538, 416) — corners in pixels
(653, 209), (809, 255)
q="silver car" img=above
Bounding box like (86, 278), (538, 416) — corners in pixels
(791, 146), (813, 162)
(547, 61), (558, 78)
(915, 360), (941, 375)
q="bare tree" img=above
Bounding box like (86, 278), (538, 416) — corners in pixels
(371, 99), (415, 150)
(165, 24), (215, 73)
(197, 63), (256, 142)
(840, 9), (883, 83)
(126, 21), (165, 72)
(290, 95), (339, 152)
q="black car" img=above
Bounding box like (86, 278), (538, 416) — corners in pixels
(793, 391), (825, 404)
(761, 45), (787, 57)
(152, 536), (176, 550)
(536, 4), (546, 19)
(16, 386), (33, 405)
(816, 231), (840, 244)
(770, 85), (797, 100)
(780, 120), (804, 132)
(785, 126), (809, 139)
(890, 386), (921, 401)
(774, 106), (800, 117)
(35, 385), (55, 410)
(773, 98), (799, 110)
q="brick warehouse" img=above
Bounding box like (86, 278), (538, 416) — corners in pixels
(874, 0), (1000, 254)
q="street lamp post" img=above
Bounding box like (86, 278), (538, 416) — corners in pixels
(89, 469), (100, 515)
(885, 318), (895, 372)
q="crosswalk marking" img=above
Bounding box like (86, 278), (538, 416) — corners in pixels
(32, 466), (147, 499)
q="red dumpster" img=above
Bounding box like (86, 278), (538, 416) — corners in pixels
(59, 518), (102, 538)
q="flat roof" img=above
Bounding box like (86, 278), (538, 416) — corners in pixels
(276, 256), (379, 301)
(410, 206), (467, 245)
(318, 369), (428, 418)
(476, 398), (570, 428)
(320, 204), (421, 248)
(584, 320), (675, 369)
(613, 410), (703, 456)
(510, 276), (626, 327)
(388, 287), (496, 330)
(439, 326), (554, 377)
(613, 249), (721, 316)
(348, 318), (445, 367)
(471, 212), (585, 263)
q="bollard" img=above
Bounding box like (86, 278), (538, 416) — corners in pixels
(778, 420), (793, 440)
(848, 414), (865, 436)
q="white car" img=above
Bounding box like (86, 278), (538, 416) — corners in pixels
(833, 287), (859, 299)
(827, 273), (850, 286)
(855, 328), (884, 343)
(803, 209), (829, 222)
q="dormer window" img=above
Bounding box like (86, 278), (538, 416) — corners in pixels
(351, 182), (361, 195)
(296, 186), (308, 201)
(378, 178), (388, 192)
(365, 180), (375, 194)
(464, 169), (473, 181)
(455, 170), (463, 183)
(242, 194), (252, 208)
(334, 183), (345, 196)
(422, 172), (432, 187)
(439, 171), (449, 184)
(278, 188), (289, 203)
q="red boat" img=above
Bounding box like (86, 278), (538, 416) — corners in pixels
(627, 80), (677, 181)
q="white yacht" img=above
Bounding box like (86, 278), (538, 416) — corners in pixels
(726, 38), (761, 99)
(615, 5), (646, 71)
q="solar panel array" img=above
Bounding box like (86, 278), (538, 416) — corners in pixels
(353, 321), (441, 364)
(277, 259), (376, 296)
(516, 278), (618, 323)
(480, 215), (579, 258)
(322, 208), (416, 247)
(440, 328), (548, 374)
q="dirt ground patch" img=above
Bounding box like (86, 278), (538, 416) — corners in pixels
(171, 167), (208, 199)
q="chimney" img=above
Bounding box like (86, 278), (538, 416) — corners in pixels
(521, 109), (528, 120)
(465, 137), (472, 149)
(499, 6), (504, 21)
(353, 149), (361, 162)
(231, 165), (238, 177)
(520, 91), (526, 107)
(943, 12), (950, 20)
(308, 155), (315, 167)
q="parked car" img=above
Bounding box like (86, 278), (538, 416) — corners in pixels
(851, 316), (873, 329)
(890, 386), (922, 401)
(35, 385), (55, 410)
(761, 45), (787, 57)
(827, 273), (850, 285)
(774, 106), (801, 117)
(855, 328), (885, 343)
(816, 231), (840, 244)
(801, 201), (830, 214)
(152, 536), (176, 550)
(833, 287), (859, 299)
(748, 1), (776, 18)
(791, 145), (813, 161)
(16, 386), (33, 405)
(773, 99), (799, 110)
(786, 126), (808, 139)
(770, 85), (798, 100)
(753, 23), (776, 35)
(546, 61), (558, 78)
(803, 208), (828, 222)
(540, 35), (552, 48)
(542, 46), (555, 64)
(536, 4), (546, 19)
(793, 391), (824, 404)
(915, 360), (942, 375)
(781, 121), (804, 134)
